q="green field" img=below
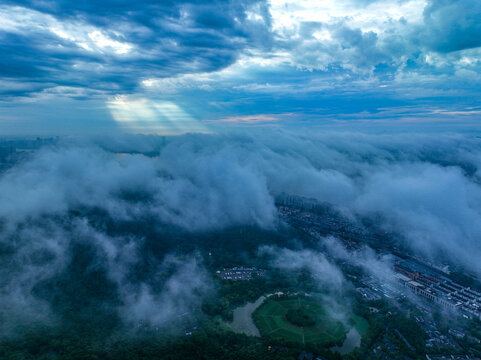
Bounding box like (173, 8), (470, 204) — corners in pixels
(253, 295), (361, 347)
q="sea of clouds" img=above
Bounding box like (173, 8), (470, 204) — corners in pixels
(1, 130), (481, 332)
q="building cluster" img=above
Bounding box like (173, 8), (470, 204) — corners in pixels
(276, 193), (481, 357)
(356, 286), (382, 301)
(277, 194), (392, 253)
(216, 267), (265, 281)
(423, 319), (461, 350)
(371, 333), (402, 359)
(393, 260), (481, 319)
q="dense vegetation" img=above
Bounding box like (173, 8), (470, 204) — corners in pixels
(4, 210), (475, 360)
(0, 221), (313, 360)
(286, 307), (317, 328)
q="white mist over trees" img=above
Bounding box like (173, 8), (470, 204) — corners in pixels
(1, 130), (481, 332)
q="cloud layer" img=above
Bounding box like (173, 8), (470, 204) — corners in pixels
(2, 0), (481, 132)
(2, 130), (481, 332)
(3, 131), (481, 270)
(0, 0), (272, 97)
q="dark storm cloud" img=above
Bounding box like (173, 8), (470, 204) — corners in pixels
(0, 31), (139, 96)
(421, 0), (481, 52)
(0, 0), (272, 96)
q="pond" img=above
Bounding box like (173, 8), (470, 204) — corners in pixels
(330, 327), (361, 355)
(228, 293), (363, 354)
(228, 296), (266, 337)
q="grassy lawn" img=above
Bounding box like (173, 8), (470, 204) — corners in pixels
(252, 295), (363, 347)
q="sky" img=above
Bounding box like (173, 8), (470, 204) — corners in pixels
(1, 0), (481, 134)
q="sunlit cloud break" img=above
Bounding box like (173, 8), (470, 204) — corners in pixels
(108, 96), (209, 134)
